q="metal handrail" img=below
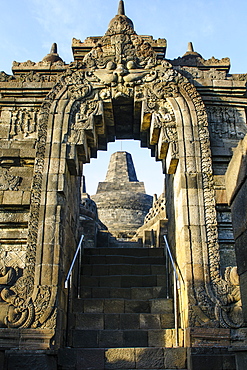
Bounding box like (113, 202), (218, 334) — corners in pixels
(163, 234), (180, 290)
(163, 234), (181, 347)
(65, 234), (84, 294)
(64, 234), (84, 347)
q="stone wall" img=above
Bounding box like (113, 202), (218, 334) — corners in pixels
(226, 135), (247, 323)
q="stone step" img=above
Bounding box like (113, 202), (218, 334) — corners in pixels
(84, 247), (164, 257)
(80, 286), (168, 299)
(58, 346), (186, 369)
(82, 255), (165, 265)
(73, 298), (173, 314)
(81, 274), (167, 288)
(74, 312), (174, 330)
(82, 264), (166, 276)
(72, 329), (181, 349)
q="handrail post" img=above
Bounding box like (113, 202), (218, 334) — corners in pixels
(174, 270), (178, 347)
(65, 274), (71, 347)
(77, 244), (82, 299)
(64, 234), (84, 347)
(166, 244), (169, 299)
(163, 235), (180, 347)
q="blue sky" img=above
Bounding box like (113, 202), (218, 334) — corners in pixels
(1, 0), (246, 195)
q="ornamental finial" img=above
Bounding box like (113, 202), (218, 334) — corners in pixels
(50, 43), (58, 54)
(118, 0), (125, 15)
(187, 42), (194, 53)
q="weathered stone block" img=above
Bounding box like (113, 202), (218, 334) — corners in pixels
(152, 287), (167, 299)
(231, 179), (247, 239)
(75, 313), (104, 329)
(58, 348), (77, 368)
(76, 348), (105, 370)
(131, 287), (153, 300)
(82, 276), (100, 287)
(239, 271), (247, 323)
(3, 190), (23, 204)
(142, 275), (157, 287)
(125, 300), (150, 313)
(92, 287), (110, 298)
(99, 330), (123, 348)
(105, 348), (135, 369)
(135, 347), (164, 369)
(104, 314), (120, 329)
(150, 299), (173, 313)
(163, 347), (186, 369)
(140, 314), (161, 329)
(0, 351), (5, 370)
(104, 299), (125, 313)
(72, 330), (98, 348)
(6, 351), (57, 370)
(160, 313), (175, 328)
(111, 288), (131, 299)
(235, 233), (247, 276)
(225, 135), (247, 204)
(132, 264), (151, 275)
(22, 191), (31, 204)
(151, 265), (165, 275)
(100, 275), (122, 287)
(235, 351), (247, 370)
(120, 314), (140, 329)
(189, 354), (222, 370)
(93, 264), (109, 275)
(187, 327), (231, 347)
(83, 299), (104, 313)
(122, 275), (143, 288)
(123, 330), (148, 347)
(156, 275), (166, 286)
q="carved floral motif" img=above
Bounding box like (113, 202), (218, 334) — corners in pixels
(1, 288), (34, 328)
(0, 262), (34, 329)
(0, 72), (14, 82)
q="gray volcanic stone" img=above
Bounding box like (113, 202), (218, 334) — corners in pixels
(91, 151), (153, 239)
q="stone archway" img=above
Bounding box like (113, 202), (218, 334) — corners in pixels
(0, 1), (243, 351)
(21, 58), (240, 344)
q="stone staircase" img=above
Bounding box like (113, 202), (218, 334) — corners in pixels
(58, 245), (187, 369)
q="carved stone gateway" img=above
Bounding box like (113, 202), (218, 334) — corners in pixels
(0, 1), (247, 368)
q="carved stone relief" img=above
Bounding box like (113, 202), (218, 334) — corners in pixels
(0, 169), (21, 190)
(68, 97), (103, 146)
(9, 108), (38, 139)
(176, 66), (227, 81)
(206, 106), (247, 140)
(0, 247), (26, 271)
(181, 80), (243, 328)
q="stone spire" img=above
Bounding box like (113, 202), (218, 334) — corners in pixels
(91, 151), (153, 239)
(108, 0), (134, 30)
(118, 0), (125, 15)
(187, 42), (194, 53)
(182, 41), (202, 58)
(42, 43), (63, 63)
(105, 152), (138, 183)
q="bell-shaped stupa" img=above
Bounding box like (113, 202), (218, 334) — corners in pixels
(91, 151), (153, 239)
